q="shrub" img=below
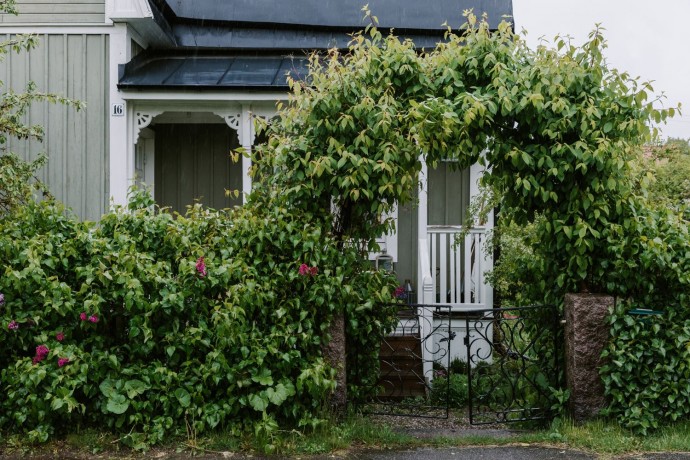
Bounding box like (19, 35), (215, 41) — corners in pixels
(429, 372), (469, 409)
(0, 188), (398, 446)
(601, 304), (690, 434)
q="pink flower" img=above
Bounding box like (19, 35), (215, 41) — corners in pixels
(394, 286), (406, 299)
(58, 357), (70, 367)
(35, 345), (50, 359)
(7, 320), (19, 331)
(298, 263), (310, 276)
(299, 264), (318, 277)
(56, 331), (65, 342)
(196, 257), (207, 277)
(0, 292), (5, 306)
(32, 356), (41, 365)
(79, 312), (87, 321)
(88, 314), (99, 323)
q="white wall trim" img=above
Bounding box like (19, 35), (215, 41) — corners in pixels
(120, 91), (289, 102)
(133, 110), (163, 144)
(107, 0), (153, 22)
(109, 22), (131, 208)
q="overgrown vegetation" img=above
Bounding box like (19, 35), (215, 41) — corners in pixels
(643, 138), (690, 209)
(600, 304), (690, 434)
(0, 183), (398, 448)
(4, 0), (690, 446)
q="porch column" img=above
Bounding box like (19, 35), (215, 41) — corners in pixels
(417, 155), (434, 382)
(417, 154), (429, 297)
(240, 104), (253, 204)
(108, 23), (130, 207)
(469, 160), (494, 309)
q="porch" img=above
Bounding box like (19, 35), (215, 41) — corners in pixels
(118, 96), (493, 303)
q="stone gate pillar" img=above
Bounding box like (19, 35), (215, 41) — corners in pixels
(564, 293), (614, 422)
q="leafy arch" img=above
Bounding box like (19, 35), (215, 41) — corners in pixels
(253, 13), (677, 303)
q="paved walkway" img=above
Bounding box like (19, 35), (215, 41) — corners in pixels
(348, 446), (594, 459)
(343, 447), (690, 460)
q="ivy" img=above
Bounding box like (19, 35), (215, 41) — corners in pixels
(601, 305), (690, 434)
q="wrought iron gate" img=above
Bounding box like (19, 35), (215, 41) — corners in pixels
(361, 303), (453, 418)
(466, 305), (563, 425)
(359, 303), (563, 423)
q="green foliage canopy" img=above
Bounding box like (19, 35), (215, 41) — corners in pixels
(257, 13), (675, 302)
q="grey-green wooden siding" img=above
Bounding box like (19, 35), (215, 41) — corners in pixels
(154, 124), (243, 213)
(396, 164), (470, 287)
(0, 33), (110, 221)
(0, 0), (105, 24)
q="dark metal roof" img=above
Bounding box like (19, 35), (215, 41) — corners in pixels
(159, 0), (512, 31)
(170, 25), (452, 51)
(118, 53), (309, 90)
(124, 1), (513, 90)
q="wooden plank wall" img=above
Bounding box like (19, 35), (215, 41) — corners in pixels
(0, 33), (110, 221)
(155, 124), (243, 214)
(396, 165), (470, 286)
(0, 0), (105, 24)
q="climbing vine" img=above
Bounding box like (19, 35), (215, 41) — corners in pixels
(257, 12), (676, 303)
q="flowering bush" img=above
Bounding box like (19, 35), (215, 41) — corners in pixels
(0, 189), (397, 446)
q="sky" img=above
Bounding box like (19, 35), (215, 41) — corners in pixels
(512, 0), (690, 141)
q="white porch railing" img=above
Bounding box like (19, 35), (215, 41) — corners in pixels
(423, 226), (487, 310)
(417, 227), (489, 381)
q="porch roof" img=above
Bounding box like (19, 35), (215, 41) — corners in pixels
(118, 52), (308, 90)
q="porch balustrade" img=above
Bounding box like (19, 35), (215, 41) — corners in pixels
(422, 226), (487, 310)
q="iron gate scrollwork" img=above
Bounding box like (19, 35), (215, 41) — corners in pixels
(359, 303), (563, 423)
(361, 303), (454, 418)
(466, 305), (563, 425)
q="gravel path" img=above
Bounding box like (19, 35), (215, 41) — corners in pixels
(367, 410), (525, 439)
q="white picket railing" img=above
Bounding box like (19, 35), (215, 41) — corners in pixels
(417, 226), (489, 381)
(423, 226), (487, 310)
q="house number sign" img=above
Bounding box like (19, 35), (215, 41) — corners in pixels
(111, 103), (125, 117)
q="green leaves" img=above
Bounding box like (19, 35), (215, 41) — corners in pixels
(124, 379), (149, 399)
(602, 306), (690, 435)
(100, 380), (130, 415)
(173, 388), (191, 408)
(106, 394), (129, 415)
(0, 184), (399, 448)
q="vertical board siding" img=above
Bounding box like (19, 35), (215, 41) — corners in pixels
(0, 33), (109, 221)
(0, 1), (105, 24)
(154, 123), (242, 214)
(396, 165), (470, 287)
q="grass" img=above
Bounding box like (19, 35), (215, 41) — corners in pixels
(2, 416), (690, 458)
(547, 418), (690, 458)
